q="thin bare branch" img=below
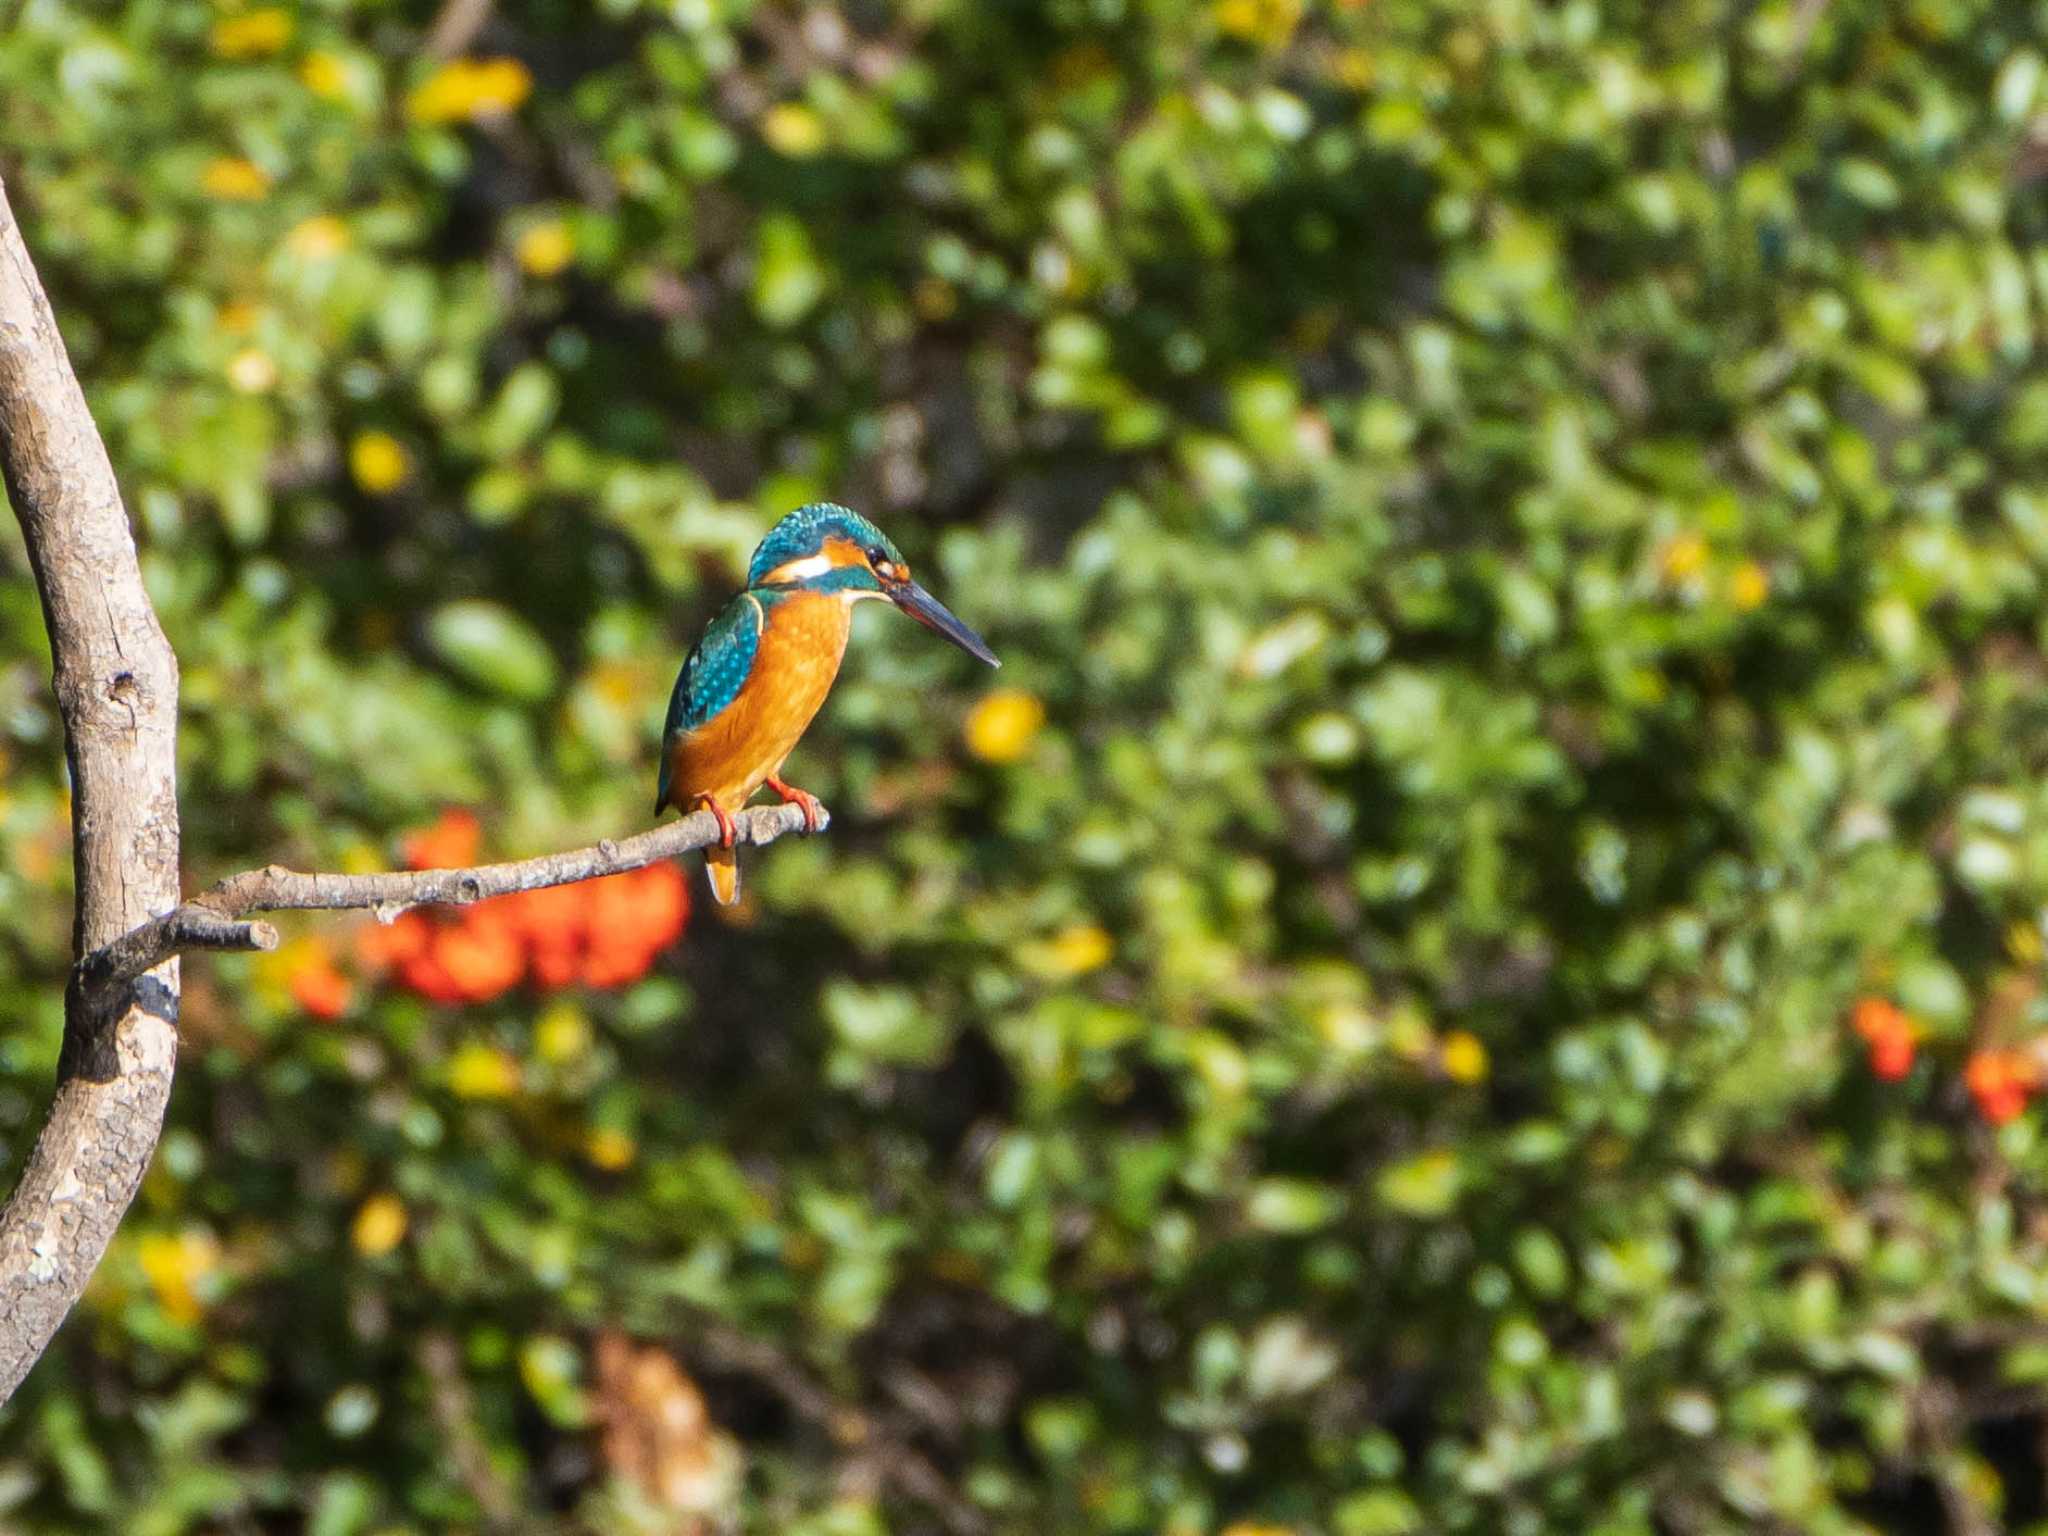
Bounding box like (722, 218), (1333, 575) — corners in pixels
(423, 0), (495, 58)
(90, 802), (822, 982)
(201, 802), (816, 916)
(79, 912), (278, 992)
(690, 1319), (988, 1536)
(421, 1328), (520, 1531)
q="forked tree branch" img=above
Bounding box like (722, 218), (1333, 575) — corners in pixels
(0, 167), (820, 1407)
(84, 802), (820, 988)
(0, 170), (185, 1403)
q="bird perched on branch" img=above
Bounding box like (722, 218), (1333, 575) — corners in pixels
(656, 503), (999, 904)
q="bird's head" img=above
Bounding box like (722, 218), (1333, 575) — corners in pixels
(746, 502), (999, 667)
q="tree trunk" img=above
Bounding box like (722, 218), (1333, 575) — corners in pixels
(0, 171), (184, 1401)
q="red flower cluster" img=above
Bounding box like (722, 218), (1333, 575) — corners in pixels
(1851, 997), (1915, 1081)
(1851, 992), (2047, 1127)
(1966, 1048), (2038, 1126)
(357, 810), (690, 1004)
(401, 808), (484, 872)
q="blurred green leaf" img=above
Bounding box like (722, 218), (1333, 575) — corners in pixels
(426, 600), (558, 701)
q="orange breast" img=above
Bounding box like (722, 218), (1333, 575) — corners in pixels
(664, 590), (850, 811)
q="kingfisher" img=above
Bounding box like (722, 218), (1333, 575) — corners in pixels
(656, 502), (999, 904)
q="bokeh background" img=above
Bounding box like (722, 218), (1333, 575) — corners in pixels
(4, 0), (2048, 1531)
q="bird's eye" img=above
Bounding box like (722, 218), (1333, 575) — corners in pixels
(866, 546), (888, 566)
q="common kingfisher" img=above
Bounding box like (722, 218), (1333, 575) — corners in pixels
(656, 502), (999, 904)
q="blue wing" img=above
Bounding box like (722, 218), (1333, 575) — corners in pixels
(655, 593), (763, 813)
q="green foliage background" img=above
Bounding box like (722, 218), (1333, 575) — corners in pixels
(5, 0), (2048, 1531)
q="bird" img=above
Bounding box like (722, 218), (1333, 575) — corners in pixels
(656, 502), (999, 905)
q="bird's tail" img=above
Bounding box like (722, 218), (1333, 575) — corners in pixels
(703, 843), (741, 906)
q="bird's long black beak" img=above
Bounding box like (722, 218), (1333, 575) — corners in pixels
(888, 579), (1000, 667)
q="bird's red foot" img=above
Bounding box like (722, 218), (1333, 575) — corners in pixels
(766, 775), (827, 833)
(693, 796), (738, 847)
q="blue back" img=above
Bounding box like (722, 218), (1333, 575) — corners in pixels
(655, 590), (764, 811)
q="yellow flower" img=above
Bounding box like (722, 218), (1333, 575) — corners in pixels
(1659, 532), (1708, 584)
(1332, 47), (1375, 89)
(226, 348), (277, 393)
(349, 430), (409, 494)
(587, 659), (641, 708)
(202, 156), (272, 201)
(138, 1229), (222, 1325)
(407, 56), (533, 125)
(448, 1041), (522, 1100)
(1214, 0), (1301, 48)
(1728, 559), (1769, 611)
(585, 1127), (636, 1171)
(211, 8), (291, 58)
(351, 1192), (408, 1257)
(1024, 923), (1113, 979)
(964, 688), (1044, 764)
(1440, 1029), (1489, 1084)
(761, 102), (828, 157)
(516, 219), (574, 278)
(534, 1001), (591, 1064)
(286, 214), (350, 261)
(300, 50), (349, 99)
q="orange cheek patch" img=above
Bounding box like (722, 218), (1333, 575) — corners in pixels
(821, 537), (869, 569)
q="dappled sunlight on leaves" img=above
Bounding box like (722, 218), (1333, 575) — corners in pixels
(6, 0), (2048, 1529)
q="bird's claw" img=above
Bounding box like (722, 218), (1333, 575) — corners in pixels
(694, 797), (739, 847)
(766, 776), (827, 834)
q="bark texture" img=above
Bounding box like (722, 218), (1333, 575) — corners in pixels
(0, 172), (184, 1402)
